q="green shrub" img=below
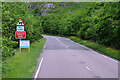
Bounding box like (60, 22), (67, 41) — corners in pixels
(41, 2), (119, 49)
(2, 2), (43, 59)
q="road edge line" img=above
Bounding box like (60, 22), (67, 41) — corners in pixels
(33, 36), (46, 79)
(34, 57), (44, 79)
(76, 42), (118, 63)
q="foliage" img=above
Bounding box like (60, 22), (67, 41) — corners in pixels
(2, 1), (119, 62)
(2, 38), (46, 78)
(2, 37), (18, 59)
(40, 2), (119, 49)
(2, 2), (43, 59)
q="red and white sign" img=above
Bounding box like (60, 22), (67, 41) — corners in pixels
(15, 31), (26, 39)
(16, 18), (25, 26)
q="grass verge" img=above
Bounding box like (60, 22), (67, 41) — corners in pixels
(2, 38), (46, 78)
(44, 34), (120, 60)
(68, 36), (119, 60)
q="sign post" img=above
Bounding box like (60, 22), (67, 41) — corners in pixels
(19, 48), (21, 53)
(15, 18), (30, 53)
(19, 39), (21, 53)
(28, 48), (30, 53)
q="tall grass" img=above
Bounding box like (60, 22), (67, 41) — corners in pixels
(2, 38), (46, 78)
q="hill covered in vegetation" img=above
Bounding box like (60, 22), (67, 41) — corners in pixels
(2, 2), (120, 60)
(34, 2), (119, 49)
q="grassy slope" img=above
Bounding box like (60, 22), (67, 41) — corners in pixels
(2, 38), (46, 78)
(42, 2), (95, 15)
(68, 36), (119, 60)
(44, 34), (119, 60)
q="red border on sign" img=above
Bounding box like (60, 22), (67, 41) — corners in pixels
(16, 18), (25, 26)
(15, 31), (26, 39)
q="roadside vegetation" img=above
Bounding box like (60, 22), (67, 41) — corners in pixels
(39, 2), (119, 60)
(2, 2), (44, 78)
(2, 38), (46, 78)
(2, 2), (43, 60)
(2, 2), (120, 78)
(68, 36), (119, 60)
(40, 2), (119, 50)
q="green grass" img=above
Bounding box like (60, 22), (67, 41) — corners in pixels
(68, 36), (119, 60)
(44, 34), (120, 60)
(2, 38), (46, 78)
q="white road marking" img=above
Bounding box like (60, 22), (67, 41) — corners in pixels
(55, 37), (64, 45)
(34, 57), (44, 79)
(76, 42), (118, 63)
(86, 66), (92, 72)
(71, 40), (74, 42)
(44, 44), (46, 49)
(66, 46), (70, 51)
(56, 37), (118, 63)
(55, 37), (70, 52)
(66, 39), (70, 40)
(91, 50), (118, 63)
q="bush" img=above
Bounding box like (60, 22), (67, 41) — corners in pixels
(2, 2), (43, 59)
(41, 2), (119, 49)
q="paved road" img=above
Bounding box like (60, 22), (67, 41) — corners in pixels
(34, 35), (118, 79)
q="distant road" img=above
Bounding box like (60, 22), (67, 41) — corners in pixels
(33, 35), (118, 79)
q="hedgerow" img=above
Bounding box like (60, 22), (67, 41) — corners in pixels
(2, 2), (43, 60)
(40, 2), (120, 49)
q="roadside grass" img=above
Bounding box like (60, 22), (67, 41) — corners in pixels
(68, 36), (119, 60)
(44, 34), (120, 60)
(2, 38), (46, 78)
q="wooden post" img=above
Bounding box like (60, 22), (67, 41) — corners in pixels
(19, 39), (21, 53)
(28, 48), (30, 53)
(19, 48), (21, 53)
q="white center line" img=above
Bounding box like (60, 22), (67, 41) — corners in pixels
(66, 46), (70, 51)
(55, 37), (70, 53)
(55, 37), (64, 45)
(34, 57), (44, 80)
(86, 66), (92, 72)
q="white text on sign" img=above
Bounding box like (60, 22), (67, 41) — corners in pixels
(16, 26), (24, 31)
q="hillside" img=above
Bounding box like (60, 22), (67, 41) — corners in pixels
(31, 2), (119, 49)
(27, 2), (85, 16)
(2, 2), (120, 59)
(2, 2), (120, 79)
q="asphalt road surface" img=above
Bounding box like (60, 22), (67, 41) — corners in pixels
(33, 35), (118, 79)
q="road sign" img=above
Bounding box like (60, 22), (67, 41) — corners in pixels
(16, 26), (24, 31)
(15, 31), (26, 39)
(20, 40), (30, 48)
(16, 18), (25, 26)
